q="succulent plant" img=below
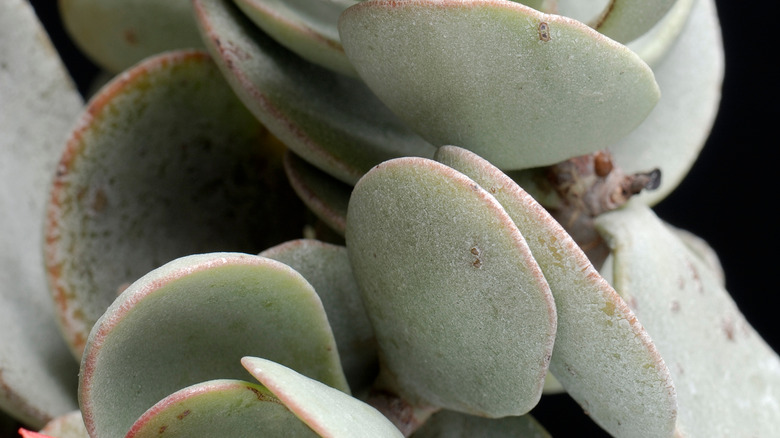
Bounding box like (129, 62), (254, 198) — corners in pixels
(2, 0), (778, 437)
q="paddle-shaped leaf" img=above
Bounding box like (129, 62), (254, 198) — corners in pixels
(260, 239), (377, 393)
(60, 0), (204, 72)
(126, 380), (317, 437)
(233, 0), (359, 76)
(596, 202), (780, 436)
(435, 146), (676, 438)
(339, 0), (660, 170)
(346, 157), (556, 417)
(609, 0), (723, 205)
(44, 50), (305, 358)
(242, 357), (403, 437)
(0, 0), (81, 427)
(80, 253), (348, 438)
(193, 0), (435, 185)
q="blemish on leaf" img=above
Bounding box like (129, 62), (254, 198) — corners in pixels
(123, 29), (138, 45)
(470, 245), (482, 268)
(601, 300), (616, 317)
(176, 409), (191, 420)
(158, 425), (167, 435)
(722, 317), (736, 341)
(538, 22), (551, 42)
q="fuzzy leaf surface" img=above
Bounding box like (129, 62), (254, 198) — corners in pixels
(596, 202), (780, 436)
(79, 253), (348, 438)
(243, 357), (403, 437)
(435, 146), (677, 438)
(339, 0), (659, 170)
(346, 157), (556, 416)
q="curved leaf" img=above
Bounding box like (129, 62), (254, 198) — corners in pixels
(79, 253), (348, 438)
(193, 0), (435, 185)
(592, 0), (678, 43)
(126, 380), (317, 437)
(233, 0), (359, 76)
(435, 146), (677, 437)
(346, 157), (556, 416)
(596, 202), (780, 436)
(242, 357), (403, 437)
(627, 0), (695, 67)
(339, 0), (659, 170)
(260, 239), (377, 393)
(609, 0), (723, 205)
(44, 50), (305, 358)
(284, 151), (351, 237)
(60, 0), (204, 72)
(0, 0), (80, 427)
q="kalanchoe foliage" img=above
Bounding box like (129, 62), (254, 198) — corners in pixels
(1, 0), (778, 437)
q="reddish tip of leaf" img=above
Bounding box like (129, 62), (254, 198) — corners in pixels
(18, 428), (54, 438)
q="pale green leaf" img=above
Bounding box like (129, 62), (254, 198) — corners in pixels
(346, 157), (556, 416)
(79, 253), (348, 438)
(260, 239), (377, 393)
(592, 0), (678, 43)
(609, 0), (723, 205)
(243, 357), (403, 437)
(0, 0), (81, 427)
(339, 0), (659, 170)
(59, 0), (204, 72)
(596, 202), (780, 436)
(126, 380), (317, 438)
(233, 0), (359, 76)
(44, 51), (305, 358)
(193, 0), (435, 185)
(435, 146), (677, 438)
(627, 0), (695, 67)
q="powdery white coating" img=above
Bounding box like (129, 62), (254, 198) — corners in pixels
(435, 146), (677, 438)
(609, 0), (723, 206)
(597, 202), (780, 436)
(592, 0), (678, 44)
(339, 0), (660, 170)
(44, 51), (304, 359)
(627, 0), (695, 67)
(0, 0), (82, 427)
(283, 152), (351, 236)
(192, 0), (435, 185)
(60, 0), (205, 72)
(79, 253), (348, 438)
(260, 239), (378, 393)
(126, 379), (316, 437)
(346, 157), (556, 417)
(242, 357), (403, 437)
(234, 0), (359, 76)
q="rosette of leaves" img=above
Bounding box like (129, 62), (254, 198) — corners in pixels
(2, 0), (779, 437)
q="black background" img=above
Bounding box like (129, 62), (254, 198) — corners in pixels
(23, 1), (780, 436)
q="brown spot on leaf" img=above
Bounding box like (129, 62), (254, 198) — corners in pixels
(123, 29), (138, 45)
(538, 22), (551, 41)
(158, 425), (167, 435)
(176, 410), (191, 420)
(722, 317), (736, 341)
